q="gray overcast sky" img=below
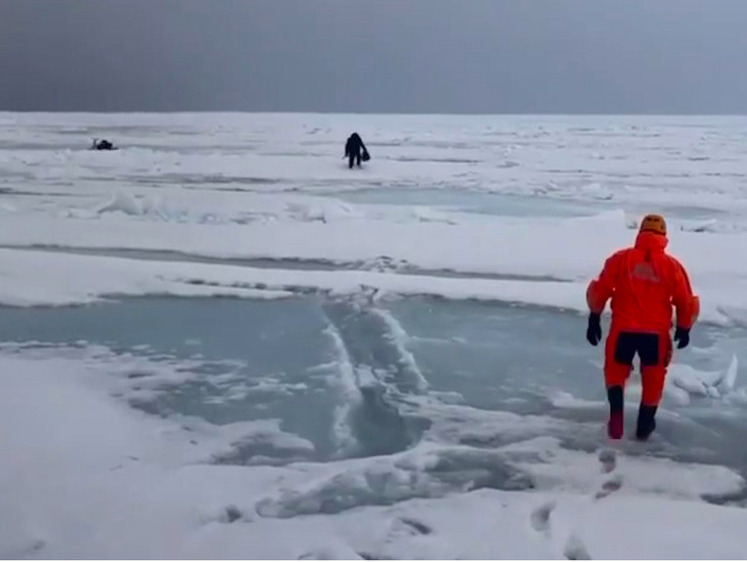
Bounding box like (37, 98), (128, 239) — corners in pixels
(1, 0), (747, 113)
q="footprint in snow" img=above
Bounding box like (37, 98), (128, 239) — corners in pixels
(398, 517), (432, 535)
(530, 499), (592, 559)
(597, 448), (617, 474)
(563, 534), (592, 560)
(530, 500), (555, 535)
(384, 516), (433, 543)
(594, 448), (623, 500)
(594, 473), (623, 500)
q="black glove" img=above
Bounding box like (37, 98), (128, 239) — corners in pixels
(586, 313), (602, 346)
(674, 326), (690, 349)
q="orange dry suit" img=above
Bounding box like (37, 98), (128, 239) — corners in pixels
(586, 230), (699, 406)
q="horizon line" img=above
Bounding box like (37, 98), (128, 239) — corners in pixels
(2, 110), (747, 117)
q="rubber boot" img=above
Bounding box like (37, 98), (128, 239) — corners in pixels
(636, 404), (657, 441)
(607, 385), (624, 439)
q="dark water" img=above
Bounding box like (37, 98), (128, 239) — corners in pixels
(0, 296), (745, 477)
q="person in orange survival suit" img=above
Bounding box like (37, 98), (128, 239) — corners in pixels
(585, 214), (700, 440)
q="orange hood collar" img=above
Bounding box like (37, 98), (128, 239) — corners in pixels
(635, 230), (668, 252)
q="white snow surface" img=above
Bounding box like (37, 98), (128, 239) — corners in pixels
(0, 210), (744, 325)
(2, 349), (747, 559)
(3, 113), (747, 558)
(1, 114), (746, 317)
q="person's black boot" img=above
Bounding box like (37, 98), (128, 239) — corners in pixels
(607, 386), (624, 439)
(636, 404), (658, 441)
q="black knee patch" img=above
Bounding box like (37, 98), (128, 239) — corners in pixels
(636, 334), (660, 366)
(613, 333), (636, 365)
(614, 332), (660, 366)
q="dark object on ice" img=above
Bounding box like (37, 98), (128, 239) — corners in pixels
(91, 138), (117, 151)
(344, 132), (368, 168)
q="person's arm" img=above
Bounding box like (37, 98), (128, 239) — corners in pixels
(671, 259), (699, 330)
(586, 251), (623, 314)
(584, 251), (622, 346)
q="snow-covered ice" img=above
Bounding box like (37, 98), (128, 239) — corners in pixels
(2, 112), (747, 558)
(2, 350), (747, 559)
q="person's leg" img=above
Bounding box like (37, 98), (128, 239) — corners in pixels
(604, 329), (634, 438)
(356, 151), (361, 167)
(637, 332), (671, 440)
(348, 154), (355, 169)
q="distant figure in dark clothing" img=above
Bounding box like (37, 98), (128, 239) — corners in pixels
(92, 138), (116, 151)
(344, 133), (369, 168)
